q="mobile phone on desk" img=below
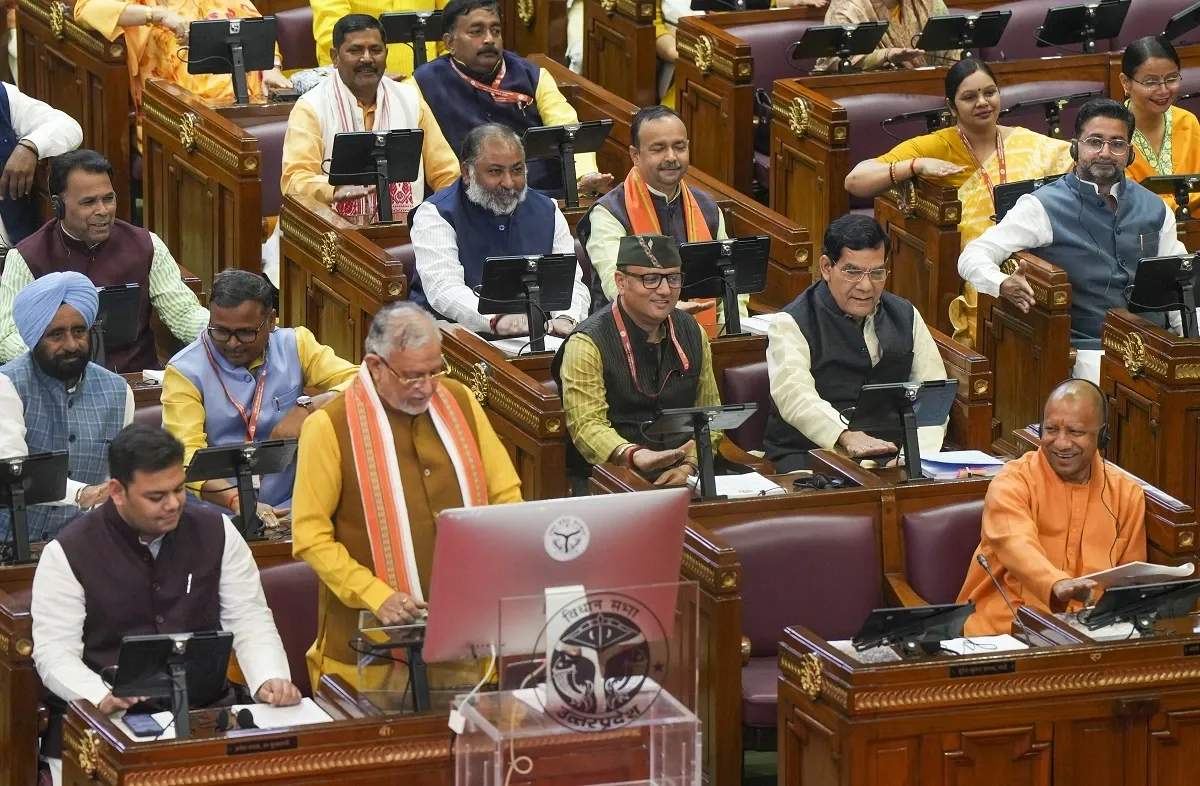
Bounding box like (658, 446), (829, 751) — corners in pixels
(269, 89), (300, 102)
(124, 713), (165, 737)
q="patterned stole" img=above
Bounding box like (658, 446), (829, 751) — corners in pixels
(623, 168), (716, 328)
(327, 77), (415, 221)
(344, 364), (488, 600)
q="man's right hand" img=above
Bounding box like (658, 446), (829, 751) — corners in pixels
(376, 592), (428, 625)
(675, 300), (716, 316)
(631, 439), (696, 473)
(333, 184), (375, 203)
(837, 430), (897, 458)
(255, 502), (290, 529)
(77, 483), (111, 510)
(1051, 576), (1098, 612)
(1000, 259), (1036, 313)
(98, 693), (147, 715)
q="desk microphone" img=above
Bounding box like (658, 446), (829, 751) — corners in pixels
(977, 553), (1036, 644)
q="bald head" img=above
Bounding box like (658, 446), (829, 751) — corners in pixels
(1040, 380), (1107, 485)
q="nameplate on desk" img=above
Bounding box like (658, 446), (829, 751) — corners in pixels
(227, 736), (298, 756)
(1184, 643), (1200, 657)
(949, 660), (1016, 679)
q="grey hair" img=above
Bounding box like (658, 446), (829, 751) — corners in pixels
(460, 123), (524, 168)
(363, 302), (440, 356)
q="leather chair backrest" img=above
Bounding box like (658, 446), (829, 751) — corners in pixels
(258, 561), (319, 698)
(276, 6), (318, 71)
(1178, 66), (1200, 118)
(240, 118), (290, 218)
(1114, 0), (1191, 49)
(720, 513), (882, 654)
(998, 80), (1105, 142)
(133, 404), (163, 430)
(726, 20), (824, 90)
(979, 0), (1082, 63)
(722, 361), (769, 451)
(385, 244), (417, 285)
(838, 93), (948, 210)
(902, 499), (984, 606)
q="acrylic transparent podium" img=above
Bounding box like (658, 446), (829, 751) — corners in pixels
(453, 581), (701, 786)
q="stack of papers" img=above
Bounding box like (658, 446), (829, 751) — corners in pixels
(688, 471), (786, 498)
(921, 450), (1006, 480)
(1082, 561), (1195, 590)
(740, 313), (782, 335)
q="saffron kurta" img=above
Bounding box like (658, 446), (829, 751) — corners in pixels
(956, 449), (1147, 637)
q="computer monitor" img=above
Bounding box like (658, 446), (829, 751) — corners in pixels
(476, 253), (578, 353)
(1036, 0), (1130, 54)
(112, 631), (234, 739)
(0, 451), (68, 564)
(1126, 254), (1200, 338)
(187, 17), (278, 105)
(915, 11), (1010, 59)
(378, 11), (442, 68)
(992, 175), (1064, 221)
(678, 236), (770, 336)
(852, 602), (975, 657)
(423, 488), (692, 663)
(1079, 579), (1200, 636)
(844, 379), (959, 481)
(792, 22), (890, 73)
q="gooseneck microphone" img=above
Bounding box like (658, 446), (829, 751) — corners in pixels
(977, 553), (1036, 644)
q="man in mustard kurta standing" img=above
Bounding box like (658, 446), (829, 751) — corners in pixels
(291, 302), (522, 693)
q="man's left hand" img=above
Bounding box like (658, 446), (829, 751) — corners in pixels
(577, 172), (614, 196)
(547, 316), (577, 337)
(269, 405), (310, 440)
(0, 143), (37, 200)
(256, 678), (301, 707)
(654, 463), (694, 487)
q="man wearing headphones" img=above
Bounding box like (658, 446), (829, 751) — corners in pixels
(957, 98), (1186, 381)
(956, 379), (1147, 637)
(0, 149), (208, 373)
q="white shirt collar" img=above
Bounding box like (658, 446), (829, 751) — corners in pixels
(1077, 175), (1122, 200)
(646, 183), (682, 203)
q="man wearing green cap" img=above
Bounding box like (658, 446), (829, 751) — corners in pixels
(551, 233), (724, 495)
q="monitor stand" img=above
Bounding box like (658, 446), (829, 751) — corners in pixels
(372, 148), (393, 224)
(406, 641), (431, 712)
(168, 651), (193, 739)
(3, 481), (32, 564)
(230, 42), (250, 106)
(898, 402), (922, 483)
(89, 318), (108, 370)
(520, 268), (549, 353)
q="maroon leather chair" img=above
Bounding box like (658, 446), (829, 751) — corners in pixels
(276, 6), (318, 71)
(240, 117), (290, 220)
(384, 243), (416, 285)
(837, 93), (949, 210)
(727, 19), (824, 89)
(721, 361), (769, 452)
(979, 0), (1070, 62)
(133, 404), (163, 429)
(901, 499), (984, 606)
(258, 560), (319, 698)
(1178, 67), (1200, 118)
(1114, 0), (1194, 48)
(719, 513), (882, 750)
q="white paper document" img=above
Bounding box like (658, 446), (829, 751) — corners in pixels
(921, 450), (1006, 479)
(232, 697), (332, 728)
(1082, 561), (1195, 590)
(489, 335), (564, 356)
(938, 634), (1028, 656)
(688, 471), (785, 498)
(740, 313), (783, 335)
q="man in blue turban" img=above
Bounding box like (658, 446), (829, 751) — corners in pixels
(0, 271), (134, 543)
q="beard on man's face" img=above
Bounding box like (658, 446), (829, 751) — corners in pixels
(33, 340), (89, 381)
(464, 175), (527, 216)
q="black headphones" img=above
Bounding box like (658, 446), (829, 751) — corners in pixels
(792, 473), (847, 491)
(1069, 138), (1136, 168)
(51, 195), (65, 220)
(1043, 377), (1109, 451)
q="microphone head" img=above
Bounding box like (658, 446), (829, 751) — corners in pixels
(236, 708), (258, 729)
(215, 709), (230, 732)
(976, 553), (990, 570)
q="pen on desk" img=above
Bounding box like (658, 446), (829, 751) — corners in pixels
(186, 574), (192, 595)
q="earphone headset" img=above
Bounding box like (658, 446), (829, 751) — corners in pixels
(1069, 137), (1136, 168)
(51, 195), (64, 221)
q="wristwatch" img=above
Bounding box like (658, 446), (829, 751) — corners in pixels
(296, 395), (314, 412)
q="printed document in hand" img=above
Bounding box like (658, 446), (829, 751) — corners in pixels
(1082, 561), (1196, 590)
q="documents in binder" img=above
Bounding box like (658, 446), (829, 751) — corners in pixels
(920, 450), (1006, 480)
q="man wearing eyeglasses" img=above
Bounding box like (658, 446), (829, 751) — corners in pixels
(162, 270), (358, 526)
(763, 214), (948, 472)
(291, 302), (521, 692)
(958, 98), (1186, 380)
(552, 233), (723, 495)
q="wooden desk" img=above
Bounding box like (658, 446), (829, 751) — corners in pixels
(15, 0), (132, 223)
(142, 79), (293, 293)
(582, 0), (657, 108)
(503, 0), (568, 66)
(777, 615), (1200, 786)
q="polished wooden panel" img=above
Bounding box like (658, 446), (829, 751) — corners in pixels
(16, 0), (132, 222)
(582, 0), (656, 107)
(142, 79), (292, 290)
(978, 252), (1073, 456)
(674, 7), (825, 197)
(503, 0), (568, 64)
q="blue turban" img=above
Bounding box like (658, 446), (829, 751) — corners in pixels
(13, 272), (99, 349)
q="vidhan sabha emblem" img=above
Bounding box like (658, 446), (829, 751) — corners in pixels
(544, 516), (590, 562)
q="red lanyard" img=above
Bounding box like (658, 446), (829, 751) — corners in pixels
(202, 337), (269, 442)
(957, 127), (1007, 207)
(611, 301), (691, 399)
(448, 57), (533, 108)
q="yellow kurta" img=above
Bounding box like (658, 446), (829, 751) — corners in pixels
(313, 0), (445, 76)
(877, 126), (1073, 346)
(291, 378), (521, 693)
(1127, 105), (1200, 215)
(956, 450), (1147, 637)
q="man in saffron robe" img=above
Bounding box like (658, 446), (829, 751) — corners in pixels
(957, 379), (1147, 636)
(291, 302), (521, 692)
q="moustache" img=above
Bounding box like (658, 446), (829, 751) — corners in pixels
(659, 161), (681, 170)
(479, 46), (499, 55)
(355, 64), (378, 73)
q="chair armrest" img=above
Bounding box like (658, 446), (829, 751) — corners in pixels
(719, 440), (773, 475)
(884, 574), (930, 608)
(741, 635), (751, 667)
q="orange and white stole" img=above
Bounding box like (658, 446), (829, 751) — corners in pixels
(344, 364), (488, 600)
(623, 168), (717, 329)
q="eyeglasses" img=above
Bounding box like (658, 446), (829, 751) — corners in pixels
(378, 356), (451, 387)
(627, 272), (683, 290)
(207, 313), (270, 344)
(1080, 137), (1130, 155)
(836, 265), (889, 283)
(1133, 73), (1182, 89)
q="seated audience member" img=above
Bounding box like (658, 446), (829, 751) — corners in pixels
(0, 273), (132, 543)
(162, 270), (358, 523)
(578, 105), (746, 321)
(0, 81), (83, 247)
(815, 0), (951, 72)
(32, 424), (300, 786)
(409, 123), (589, 336)
(958, 98), (1187, 380)
(552, 234), (721, 494)
(312, 0), (439, 76)
(73, 0), (290, 125)
(0, 150), (208, 372)
(280, 14), (458, 223)
(845, 59), (1072, 347)
(1122, 36), (1200, 214)
(292, 303), (521, 691)
(763, 215), (947, 471)
(413, 0), (612, 197)
(957, 379), (1146, 636)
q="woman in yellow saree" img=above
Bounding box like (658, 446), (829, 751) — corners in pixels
(1121, 36), (1200, 216)
(844, 58), (1072, 347)
(74, 0), (292, 138)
